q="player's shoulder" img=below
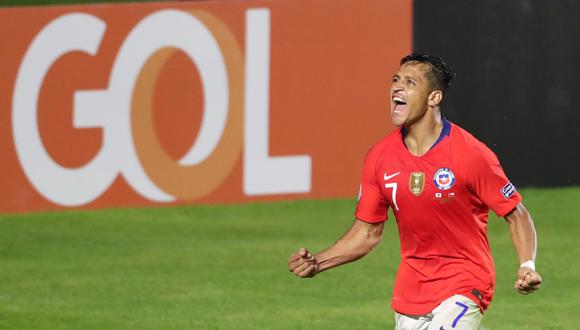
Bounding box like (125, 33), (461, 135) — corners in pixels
(365, 128), (403, 160)
(450, 122), (499, 164)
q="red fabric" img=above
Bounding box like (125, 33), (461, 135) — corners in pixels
(355, 123), (521, 315)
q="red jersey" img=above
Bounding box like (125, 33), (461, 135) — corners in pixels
(355, 119), (521, 315)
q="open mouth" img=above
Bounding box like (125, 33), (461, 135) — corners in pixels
(392, 96), (407, 112)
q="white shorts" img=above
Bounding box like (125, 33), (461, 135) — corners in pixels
(394, 295), (483, 330)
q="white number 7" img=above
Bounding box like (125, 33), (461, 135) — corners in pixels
(383, 172), (400, 211)
(384, 182), (399, 211)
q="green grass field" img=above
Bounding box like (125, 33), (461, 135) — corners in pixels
(0, 187), (578, 329)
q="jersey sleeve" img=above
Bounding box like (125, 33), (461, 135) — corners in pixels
(468, 144), (522, 217)
(355, 149), (389, 223)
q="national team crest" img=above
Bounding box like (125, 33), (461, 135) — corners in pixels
(433, 168), (455, 190)
(409, 172), (425, 196)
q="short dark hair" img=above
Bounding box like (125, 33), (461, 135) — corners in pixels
(400, 53), (456, 92)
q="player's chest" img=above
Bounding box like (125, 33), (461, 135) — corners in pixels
(377, 157), (467, 213)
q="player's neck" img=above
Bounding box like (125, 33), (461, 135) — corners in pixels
(403, 110), (443, 157)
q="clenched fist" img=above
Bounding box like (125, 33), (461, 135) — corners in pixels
(514, 267), (542, 295)
(288, 247), (319, 278)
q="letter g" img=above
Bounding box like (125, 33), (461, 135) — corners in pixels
(12, 13), (117, 207)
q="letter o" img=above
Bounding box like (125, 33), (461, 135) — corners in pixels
(131, 10), (244, 200)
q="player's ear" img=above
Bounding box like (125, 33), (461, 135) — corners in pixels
(428, 90), (443, 108)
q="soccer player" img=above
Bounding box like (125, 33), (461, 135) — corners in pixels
(288, 54), (542, 329)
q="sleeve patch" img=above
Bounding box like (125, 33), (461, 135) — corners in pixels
(500, 182), (516, 199)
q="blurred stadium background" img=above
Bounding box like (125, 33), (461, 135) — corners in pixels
(0, 0), (578, 329)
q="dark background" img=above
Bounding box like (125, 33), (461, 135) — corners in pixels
(414, 0), (580, 187)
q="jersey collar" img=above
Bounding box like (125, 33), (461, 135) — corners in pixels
(401, 115), (451, 151)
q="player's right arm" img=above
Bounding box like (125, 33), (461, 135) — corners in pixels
(288, 146), (388, 278)
(288, 218), (384, 278)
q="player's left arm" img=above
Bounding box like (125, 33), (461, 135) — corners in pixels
(504, 202), (542, 295)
